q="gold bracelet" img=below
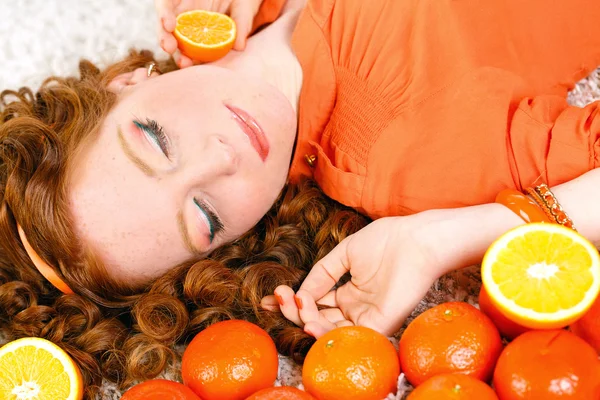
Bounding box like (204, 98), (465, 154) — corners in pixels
(526, 184), (576, 231)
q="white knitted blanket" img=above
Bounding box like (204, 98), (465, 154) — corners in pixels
(1, 1), (599, 399)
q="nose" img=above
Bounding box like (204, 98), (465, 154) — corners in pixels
(201, 134), (239, 178)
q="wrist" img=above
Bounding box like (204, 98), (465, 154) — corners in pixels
(417, 203), (524, 277)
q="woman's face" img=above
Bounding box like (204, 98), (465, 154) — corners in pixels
(68, 65), (297, 283)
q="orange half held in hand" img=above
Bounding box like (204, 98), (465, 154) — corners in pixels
(174, 10), (237, 63)
(481, 223), (600, 330)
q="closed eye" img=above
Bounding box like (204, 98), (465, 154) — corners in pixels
(193, 198), (224, 242)
(133, 118), (171, 158)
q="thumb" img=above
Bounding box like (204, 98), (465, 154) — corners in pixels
(299, 237), (352, 301)
(229, 1), (260, 51)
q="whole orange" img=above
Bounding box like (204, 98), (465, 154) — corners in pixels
(570, 294), (600, 354)
(479, 287), (530, 340)
(302, 326), (400, 400)
(493, 330), (600, 399)
(121, 379), (201, 400)
(399, 302), (503, 386)
(245, 386), (316, 399)
(182, 320), (279, 400)
(407, 373), (499, 400)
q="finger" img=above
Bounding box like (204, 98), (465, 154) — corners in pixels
(315, 290), (338, 308)
(274, 285), (303, 327)
(155, 0), (177, 32)
(299, 237), (352, 301)
(295, 290), (338, 336)
(319, 307), (348, 325)
(260, 295), (280, 312)
(335, 320), (355, 328)
(229, 1), (258, 51)
(303, 321), (329, 338)
(159, 31), (178, 54)
(173, 51), (194, 69)
(296, 290), (331, 326)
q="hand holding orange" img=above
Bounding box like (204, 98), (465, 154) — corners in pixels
(174, 10), (237, 63)
(156, 1), (264, 66)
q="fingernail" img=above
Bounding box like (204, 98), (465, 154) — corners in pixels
(294, 295), (303, 310)
(275, 293), (284, 306)
(305, 329), (315, 337)
(160, 39), (165, 50)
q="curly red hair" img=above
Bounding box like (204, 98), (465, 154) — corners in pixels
(0, 51), (368, 398)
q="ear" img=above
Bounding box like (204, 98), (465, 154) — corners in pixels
(107, 67), (160, 94)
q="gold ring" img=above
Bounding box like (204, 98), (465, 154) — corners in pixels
(146, 62), (161, 77)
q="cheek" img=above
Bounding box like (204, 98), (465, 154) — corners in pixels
(225, 180), (283, 232)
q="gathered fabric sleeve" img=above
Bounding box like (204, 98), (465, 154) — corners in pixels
(360, 64), (600, 218)
(290, 0), (600, 218)
(512, 94), (600, 190)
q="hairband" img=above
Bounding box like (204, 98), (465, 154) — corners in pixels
(17, 224), (73, 294)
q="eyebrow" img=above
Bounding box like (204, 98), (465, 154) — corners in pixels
(117, 126), (157, 177)
(177, 210), (202, 255)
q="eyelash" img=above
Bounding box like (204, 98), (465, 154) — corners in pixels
(133, 118), (170, 158)
(194, 198), (224, 243)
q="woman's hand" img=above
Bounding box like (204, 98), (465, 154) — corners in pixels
(155, 0), (264, 68)
(262, 213), (455, 338)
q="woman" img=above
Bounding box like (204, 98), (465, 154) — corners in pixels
(1, 0), (600, 395)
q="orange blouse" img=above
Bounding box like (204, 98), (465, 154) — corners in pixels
(259, 0), (600, 219)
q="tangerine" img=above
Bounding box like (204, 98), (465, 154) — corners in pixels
(302, 326), (400, 400)
(181, 320), (278, 400)
(245, 386), (315, 399)
(570, 294), (600, 354)
(399, 302), (503, 386)
(121, 379), (201, 400)
(478, 286), (530, 340)
(493, 330), (600, 399)
(407, 373), (499, 400)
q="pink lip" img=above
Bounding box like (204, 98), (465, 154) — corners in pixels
(225, 104), (269, 162)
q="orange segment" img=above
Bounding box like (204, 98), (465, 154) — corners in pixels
(174, 10), (237, 63)
(0, 337), (83, 400)
(482, 223), (600, 329)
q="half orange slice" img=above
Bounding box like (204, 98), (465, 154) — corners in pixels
(481, 223), (600, 329)
(0, 337), (83, 400)
(174, 10), (237, 63)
